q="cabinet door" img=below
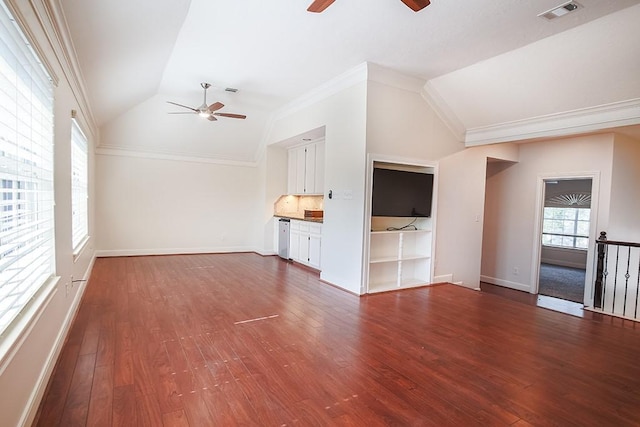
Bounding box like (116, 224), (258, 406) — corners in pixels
(304, 144), (316, 194)
(308, 233), (321, 269)
(290, 229), (300, 261)
(299, 233), (310, 264)
(295, 146), (306, 194)
(314, 141), (324, 194)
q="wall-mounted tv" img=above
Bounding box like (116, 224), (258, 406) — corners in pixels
(371, 168), (434, 217)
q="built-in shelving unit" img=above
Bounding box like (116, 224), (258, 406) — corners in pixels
(368, 229), (432, 293)
(365, 159), (436, 294)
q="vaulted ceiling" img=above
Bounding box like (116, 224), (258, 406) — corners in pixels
(59, 0), (640, 161)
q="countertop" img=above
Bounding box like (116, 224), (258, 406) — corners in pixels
(274, 214), (323, 223)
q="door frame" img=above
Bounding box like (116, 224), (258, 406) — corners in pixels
(530, 172), (600, 306)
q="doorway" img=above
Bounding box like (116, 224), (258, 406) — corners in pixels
(536, 178), (593, 304)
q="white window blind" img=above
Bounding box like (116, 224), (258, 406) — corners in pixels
(71, 118), (87, 251)
(0, 1), (55, 336)
(542, 207), (590, 249)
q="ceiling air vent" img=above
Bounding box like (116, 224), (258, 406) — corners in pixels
(225, 87), (238, 93)
(538, 1), (581, 20)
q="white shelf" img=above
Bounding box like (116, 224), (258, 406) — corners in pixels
(370, 254), (430, 264)
(367, 226), (432, 293)
(370, 255), (400, 264)
(367, 278), (430, 293)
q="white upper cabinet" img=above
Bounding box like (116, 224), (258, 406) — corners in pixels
(287, 141), (325, 195)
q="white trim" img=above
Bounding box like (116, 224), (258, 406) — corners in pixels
(433, 273), (453, 283)
(272, 62), (368, 122)
(530, 172), (600, 302)
(18, 253), (96, 427)
(96, 146), (257, 167)
(540, 259), (587, 270)
(33, 0), (97, 134)
(95, 247), (256, 258)
(421, 81), (466, 142)
(480, 275), (530, 292)
(465, 99), (640, 146)
(362, 154), (439, 294)
(0, 277), (59, 375)
(367, 63), (426, 94)
(583, 307), (640, 323)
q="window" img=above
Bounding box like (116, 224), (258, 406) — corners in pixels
(71, 119), (87, 251)
(542, 207), (590, 249)
(0, 1), (55, 337)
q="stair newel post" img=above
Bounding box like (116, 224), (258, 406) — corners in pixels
(594, 231), (607, 309)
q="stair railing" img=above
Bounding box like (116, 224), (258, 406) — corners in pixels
(594, 231), (640, 320)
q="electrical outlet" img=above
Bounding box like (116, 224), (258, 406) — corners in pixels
(513, 267), (519, 276)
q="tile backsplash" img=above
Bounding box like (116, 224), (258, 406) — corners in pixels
(274, 195), (323, 217)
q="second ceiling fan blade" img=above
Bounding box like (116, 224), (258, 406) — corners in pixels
(207, 102), (224, 112)
(167, 101), (198, 112)
(214, 113), (247, 119)
(307, 0), (335, 13)
(401, 0), (430, 12)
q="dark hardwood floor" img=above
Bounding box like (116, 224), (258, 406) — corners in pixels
(34, 253), (640, 426)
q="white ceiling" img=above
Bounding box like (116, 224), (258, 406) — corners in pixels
(59, 0), (640, 161)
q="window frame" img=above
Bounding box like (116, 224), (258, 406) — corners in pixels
(70, 117), (88, 254)
(0, 0), (56, 353)
(541, 206), (590, 250)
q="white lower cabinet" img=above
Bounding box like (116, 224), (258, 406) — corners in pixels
(290, 220), (322, 270)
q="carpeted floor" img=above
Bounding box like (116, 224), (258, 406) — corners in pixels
(539, 263), (586, 303)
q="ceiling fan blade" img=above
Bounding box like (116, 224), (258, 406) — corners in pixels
(206, 115), (217, 121)
(400, 0), (430, 11)
(214, 113), (246, 119)
(307, 0), (335, 13)
(207, 102), (224, 112)
(167, 101), (198, 112)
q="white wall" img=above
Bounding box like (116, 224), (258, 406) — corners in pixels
(481, 134), (615, 293)
(257, 145), (288, 255)
(608, 134), (640, 242)
(540, 246), (587, 269)
(436, 143), (519, 288)
(266, 82), (368, 294)
(366, 79), (462, 161)
(95, 154), (261, 255)
(99, 93), (270, 163)
(0, 1), (97, 426)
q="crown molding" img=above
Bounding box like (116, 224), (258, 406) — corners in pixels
(367, 63), (425, 93)
(421, 81), (466, 142)
(465, 98), (640, 146)
(96, 145), (257, 167)
(272, 62), (369, 122)
(38, 0), (98, 136)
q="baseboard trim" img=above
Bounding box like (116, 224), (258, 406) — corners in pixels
(433, 273), (453, 283)
(95, 246), (254, 257)
(541, 259), (587, 269)
(20, 253), (96, 427)
(480, 275), (531, 293)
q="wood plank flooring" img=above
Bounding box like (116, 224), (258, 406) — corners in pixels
(34, 253), (640, 426)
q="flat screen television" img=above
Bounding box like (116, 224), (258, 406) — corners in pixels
(371, 168), (434, 217)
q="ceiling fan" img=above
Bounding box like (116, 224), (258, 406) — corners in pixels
(167, 83), (246, 121)
(307, 0), (430, 13)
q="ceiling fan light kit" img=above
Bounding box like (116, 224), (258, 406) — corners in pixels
(167, 82), (246, 121)
(307, 0), (430, 13)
